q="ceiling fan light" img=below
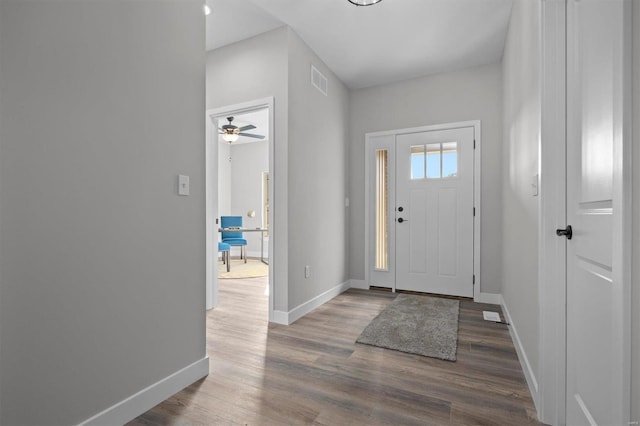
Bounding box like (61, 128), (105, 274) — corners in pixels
(222, 133), (239, 143)
(347, 0), (382, 6)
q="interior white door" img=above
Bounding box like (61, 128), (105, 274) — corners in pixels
(395, 128), (474, 297)
(565, 0), (630, 424)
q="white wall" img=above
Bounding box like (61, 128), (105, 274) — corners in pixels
(206, 27), (289, 311)
(0, 2), (206, 424)
(501, 0), (541, 402)
(287, 30), (350, 309)
(633, 2), (639, 422)
(349, 63), (503, 295)
(229, 141), (269, 256)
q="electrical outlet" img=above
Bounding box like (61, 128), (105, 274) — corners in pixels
(304, 265), (311, 278)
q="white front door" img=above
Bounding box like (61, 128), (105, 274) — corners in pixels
(565, 0), (631, 424)
(395, 127), (474, 297)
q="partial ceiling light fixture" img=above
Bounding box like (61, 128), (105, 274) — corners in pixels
(222, 133), (239, 143)
(348, 0), (382, 5)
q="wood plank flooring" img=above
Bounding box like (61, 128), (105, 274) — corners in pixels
(128, 277), (542, 425)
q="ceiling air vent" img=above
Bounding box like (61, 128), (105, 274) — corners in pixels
(311, 64), (328, 96)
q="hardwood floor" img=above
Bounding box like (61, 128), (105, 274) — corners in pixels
(128, 277), (542, 425)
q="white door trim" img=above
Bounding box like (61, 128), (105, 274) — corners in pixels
(539, 1), (567, 423)
(612, 1), (634, 421)
(365, 134), (397, 289)
(364, 120), (482, 301)
(205, 97), (275, 321)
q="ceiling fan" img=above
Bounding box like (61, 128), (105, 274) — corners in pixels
(219, 116), (265, 142)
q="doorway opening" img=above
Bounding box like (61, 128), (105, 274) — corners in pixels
(206, 98), (274, 318)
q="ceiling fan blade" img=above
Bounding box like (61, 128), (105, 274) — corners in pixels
(238, 133), (265, 139)
(238, 124), (256, 132)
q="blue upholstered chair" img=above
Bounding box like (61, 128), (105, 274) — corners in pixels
(218, 242), (231, 272)
(220, 216), (247, 264)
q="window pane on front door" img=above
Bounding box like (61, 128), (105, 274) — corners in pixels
(426, 143), (441, 179)
(410, 145), (425, 180)
(442, 141), (458, 178)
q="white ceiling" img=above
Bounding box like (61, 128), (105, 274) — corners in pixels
(205, 0), (513, 89)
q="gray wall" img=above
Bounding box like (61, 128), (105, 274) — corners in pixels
(501, 0), (541, 396)
(0, 2), (206, 424)
(348, 63), (503, 295)
(633, 2), (639, 422)
(206, 27), (290, 311)
(0, 3), (3, 415)
(287, 30), (350, 309)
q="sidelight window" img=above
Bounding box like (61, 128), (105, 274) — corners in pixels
(375, 149), (389, 271)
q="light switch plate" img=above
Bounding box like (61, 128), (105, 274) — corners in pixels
(531, 174), (539, 196)
(178, 174), (190, 196)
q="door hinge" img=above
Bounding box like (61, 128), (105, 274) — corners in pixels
(473, 207), (476, 216)
(473, 275), (476, 285)
(473, 139), (476, 149)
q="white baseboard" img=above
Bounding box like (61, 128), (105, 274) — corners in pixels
(220, 251), (268, 259)
(475, 292), (502, 305)
(349, 279), (368, 290)
(273, 281), (351, 325)
(247, 250), (268, 259)
(500, 296), (540, 414)
(271, 309), (288, 325)
(79, 357), (209, 426)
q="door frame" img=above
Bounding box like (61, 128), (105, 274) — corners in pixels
(538, 2), (567, 423)
(364, 120), (483, 301)
(205, 97), (275, 320)
(538, 1), (633, 424)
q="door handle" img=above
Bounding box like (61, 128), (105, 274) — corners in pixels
(397, 218), (407, 223)
(556, 225), (572, 240)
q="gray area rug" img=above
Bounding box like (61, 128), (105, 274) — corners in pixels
(356, 294), (460, 361)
